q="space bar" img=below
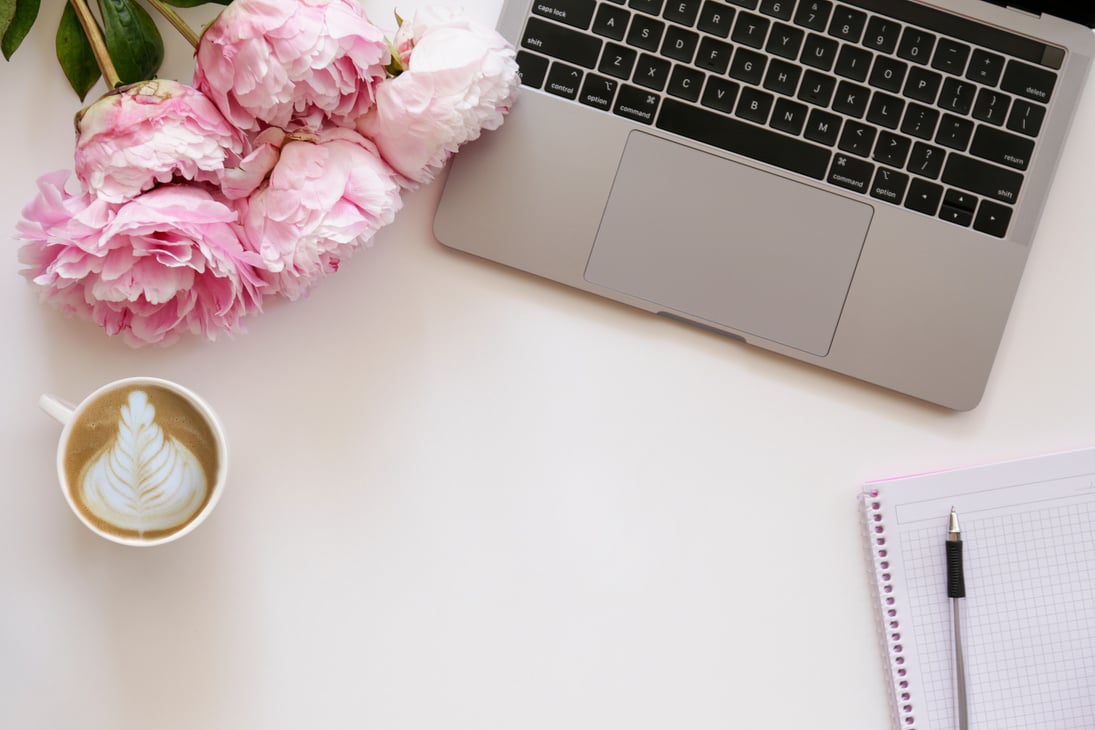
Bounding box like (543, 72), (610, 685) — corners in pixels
(655, 99), (831, 180)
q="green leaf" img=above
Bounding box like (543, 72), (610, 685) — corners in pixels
(157, 0), (230, 7)
(0, 0), (16, 42)
(2, 0), (42, 60)
(56, 2), (100, 100)
(99, 0), (163, 83)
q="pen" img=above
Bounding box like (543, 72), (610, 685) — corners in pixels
(947, 506), (969, 730)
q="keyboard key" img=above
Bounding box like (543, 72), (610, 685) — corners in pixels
(627, 14), (666, 51)
(966, 49), (1004, 86)
(970, 125), (1034, 170)
(974, 199), (1012, 237)
(870, 167), (909, 204)
(667, 65), (705, 101)
(942, 154), (1023, 204)
(700, 76), (740, 112)
(730, 47), (768, 84)
(759, 0), (793, 20)
(903, 66), (941, 104)
(907, 141), (945, 178)
(592, 4), (631, 40)
(935, 114), (973, 151)
(805, 108), (842, 145)
(972, 88), (1009, 126)
(522, 18), (603, 68)
(866, 92), (905, 130)
(634, 53), (671, 90)
(838, 120), (877, 156)
(629, 0), (664, 16)
(1006, 99), (1046, 137)
(662, 26), (700, 62)
(764, 59), (802, 96)
(771, 97), (809, 134)
(834, 45), (873, 82)
(931, 38), (970, 75)
(696, 36), (734, 73)
(938, 77), (975, 114)
(897, 27), (935, 65)
(725, 0), (758, 7)
(801, 33), (839, 71)
(579, 73), (620, 109)
(545, 62), (584, 99)
(828, 6), (866, 43)
(793, 0), (831, 32)
(905, 178), (943, 215)
(873, 131), (911, 167)
(828, 153), (874, 193)
(901, 103), (939, 140)
(599, 43), (638, 79)
(832, 80), (870, 118)
(614, 83), (661, 123)
(656, 98), (832, 178)
(939, 203), (973, 227)
(737, 86), (775, 122)
(533, 0), (598, 29)
(732, 11), (771, 47)
(943, 189), (978, 212)
(798, 69), (836, 106)
(697, 0), (735, 37)
(516, 51), (550, 88)
(1001, 60), (1056, 104)
(863, 16), (901, 54)
(869, 56), (908, 93)
(663, 0), (702, 25)
(766, 22), (805, 60)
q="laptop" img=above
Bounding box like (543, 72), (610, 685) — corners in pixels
(434, 0), (1095, 410)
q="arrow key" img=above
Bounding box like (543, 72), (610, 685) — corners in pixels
(905, 177), (943, 216)
(973, 199), (1013, 238)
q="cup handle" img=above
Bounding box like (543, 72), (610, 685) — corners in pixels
(39, 394), (76, 426)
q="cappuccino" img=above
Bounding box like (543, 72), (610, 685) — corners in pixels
(61, 383), (221, 541)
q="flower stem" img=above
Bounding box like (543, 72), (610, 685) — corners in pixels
(145, 0), (200, 48)
(67, 0), (122, 88)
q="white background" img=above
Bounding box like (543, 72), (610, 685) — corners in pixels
(2, 2), (1094, 728)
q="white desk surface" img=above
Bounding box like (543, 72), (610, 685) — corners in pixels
(3, 3), (1094, 728)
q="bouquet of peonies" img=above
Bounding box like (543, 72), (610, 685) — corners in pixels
(10, 0), (519, 345)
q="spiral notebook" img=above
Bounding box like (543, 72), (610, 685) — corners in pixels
(860, 447), (1095, 730)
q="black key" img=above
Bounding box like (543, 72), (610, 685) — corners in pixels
(866, 92), (905, 130)
(725, 0), (758, 7)
(737, 86), (775, 122)
(896, 27), (935, 65)
(967, 49), (1005, 86)
(974, 199), (1012, 238)
(834, 45), (873, 82)
(1001, 60), (1056, 104)
(764, 59), (802, 96)
(667, 65), (705, 101)
(901, 103), (939, 140)
(614, 83), (661, 123)
(832, 81), (870, 118)
(868, 56), (907, 93)
(870, 167), (910, 204)
(939, 203), (973, 227)
(805, 108), (842, 145)
(771, 97), (809, 134)
(828, 6), (866, 43)
(970, 125), (1034, 170)
(972, 88), (1009, 126)
(662, 26), (700, 62)
(939, 77), (975, 114)
(545, 62), (584, 99)
(732, 12), (771, 47)
(798, 70), (836, 106)
(664, 0), (702, 25)
(629, 0), (664, 15)
(656, 97), (832, 178)
(696, 37), (734, 73)
(516, 51), (550, 88)
(863, 16), (900, 53)
(533, 0), (598, 29)
(627, 15), (666, 51)
(931, 38), (970, 76)
(522, 18), (603, 68)
(759, 0), (793, 20)
(579, 73), (620, 109)
(873, 131), (911, 167)
(935, 114), (973, 151)
(942, 154), (1023, 204)
(903, 66), (941, 104)
(592, 4), (631, 40)
(730, 48), (768, 85)
(793, 0), (831, 32)
(907, 141), (945, 178)
(1007, 99), (1047, 137)
(838, 120), (877, 156)
(944, 188), (978, 212)
(801, 33), (839, 71)
(905, 177), (943, 215)
(599, 43), (638, 79)
(634, 53), (671, 90)
(766, 22), (805, 59)
(828, 153), (874, 193)
(698, 0), (736, 37)
(701, 76), (740, 112)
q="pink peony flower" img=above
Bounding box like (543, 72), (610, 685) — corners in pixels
(231, 127), (402, 300)
(18, 171), (265, 346)
(355, 6), (519, 186)
(74, 79), (246, 203)
(194, 0), (390, 132)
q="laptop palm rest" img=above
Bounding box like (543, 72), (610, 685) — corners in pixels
(584, 132), (874, 356)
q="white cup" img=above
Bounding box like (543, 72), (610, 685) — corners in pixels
(40, 377), (228, 547)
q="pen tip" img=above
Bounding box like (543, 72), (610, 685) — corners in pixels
(949, 506), (960, 534)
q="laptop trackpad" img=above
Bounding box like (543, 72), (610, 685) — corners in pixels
(584, 132), (873, 356)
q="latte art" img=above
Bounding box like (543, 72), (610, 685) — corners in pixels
(77, 390), (209, 535)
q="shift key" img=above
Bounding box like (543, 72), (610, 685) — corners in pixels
(531, 0), (597, 29)
(941, 153), (1023, 205)
(522, 17), (603, 68)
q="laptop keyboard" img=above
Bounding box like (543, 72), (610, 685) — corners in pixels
(516, 0), (1063, 238)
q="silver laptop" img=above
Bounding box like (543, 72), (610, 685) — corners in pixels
(434, 0), (1095, 410)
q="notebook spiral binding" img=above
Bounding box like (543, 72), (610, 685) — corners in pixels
(862, 489), (917, 730)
